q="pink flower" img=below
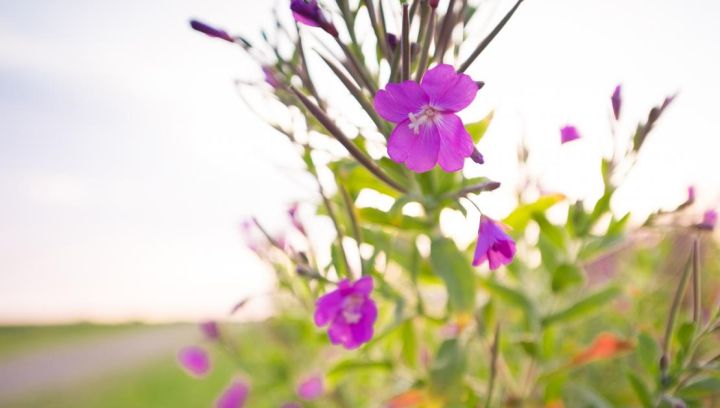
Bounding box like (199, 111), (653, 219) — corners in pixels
(473, 216), (516, 270)
(297, 376), (324, 400)
(687, 186), (696, 203)
(199, 320), (220, 341)
(560, 125), (580, 144)
(699, 209), (717, 230)
(215, 380), (249, 408)
(189, 20), (234, 43)
(374, 64), (478, 173)
(314, 276), (377, 349)
(290, 0), (338, 37)
(611, 84), (622, 120)
(177, 346), (210, 377)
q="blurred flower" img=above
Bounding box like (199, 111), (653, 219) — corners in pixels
(199, 320), (220, 341)
(698, 209), (717, 230)
(386, 389), (427, 408)
(386, 33), (399, 52)
(287, 202), (306, 235)
(429, 0), (440, 8)
(687, 186), (696, 203)
(314, 275), (378, 349)
(374, 64), (478, 173)
(571, 333), (633, 365)
(177, 346), (211, 377)
(189, 19), (234, 43)
(290, 0), (339, 37)
(216, 380), (249, 408)
(239, 219), (262, 254)
(611, 84), (622, 120)
(560, 125), (580, 144)
(262, 66), (281, 89)
(297, 375), (324, 400)
(473, 216), (516, 270)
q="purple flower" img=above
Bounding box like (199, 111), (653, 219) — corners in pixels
(560, 125), (580, 144)
(297, 375), (324, 400)
(374, 64), (478, 173)
(177, 346), (211, 377)
(290, 0), (339, 37)
(699, 209), (717, 230)
(386, 33), (399, 52)
(215, 380), (249, 408)
(262, 66), (281, 89)
(611, 84), (622, 120)
(473, 216), (516, 270)
(314, 276), (377, 349)
(189, 19), (234, 43)
(199, 320), (220, 341)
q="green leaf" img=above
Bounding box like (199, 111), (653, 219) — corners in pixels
(551, 263), (584, 292)
(636, 332), (660, 376)
(542, 286), (621, 327)
(358, 207), (429, 231)
(327, 359), (393, 378)
(331, 243), (349, 278)
(430, 339), (467, 395)
(504, 194), (565, 233)
(465, 111), (494, 143)
(627, 371), (653, 408)
(678, 376), (720, 398)
(400, 320), (418, 368)
(333, 160), (403, 199)
(429, 238), (476, 312)
(478, 277), (539, 330)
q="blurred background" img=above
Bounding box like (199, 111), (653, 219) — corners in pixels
(1, 0), (718, 406)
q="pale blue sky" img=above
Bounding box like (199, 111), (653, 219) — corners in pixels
(0, 0), (718, 323)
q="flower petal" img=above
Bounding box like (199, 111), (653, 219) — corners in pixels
(434, 113), (474, 172)
(314, 290), (343, 327)
(215, 380), (249, 408)
(327, 318), (353, 347)
(374, 81), (428, 123)
(352, 275), (374, 297)
(297, 376), (324, 400)
(178, 346), (211, 377)
(421, 64), (478, 112)
(405, 123), (440, 173)
(387, 120), (416, 163)
(349, 300), (377, 346)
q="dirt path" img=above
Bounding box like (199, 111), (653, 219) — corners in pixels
(0, 325), (196, 404)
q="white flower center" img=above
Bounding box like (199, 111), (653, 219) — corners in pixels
(341, 294), (363, 324)
(408, 105), (440, 134)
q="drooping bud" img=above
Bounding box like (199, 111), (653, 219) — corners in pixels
(560, 125), (581, 144)
(290, 0), (339, 37)
(189, 19), (235, 43)
(470, 148), (484, 164)
(429, 0), (440, 8)
(386, 33), (399, 52)
(611, 84), (622, 120)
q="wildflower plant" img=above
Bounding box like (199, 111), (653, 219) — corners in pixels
(182, 1), (720, 406)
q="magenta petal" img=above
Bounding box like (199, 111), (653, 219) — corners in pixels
(387, 120), (416, 163)
(292, 11), (321, 27)
(352, 275), (374, 296)
(421, 64), (478, 112)
(560, 125), (580, 144)
(297, 376), (324, 400)
(405, 124), (440, 173)
(178, 346), (211, 377)
(314, 290), (343, 326)
(472, 224), (493, 266)
(327, 318), (352, 347)
(349, 301), (377, 345)
(374, 81), (428, 123)
(216, 380), (249, 408)
(435, 113), (474, 172)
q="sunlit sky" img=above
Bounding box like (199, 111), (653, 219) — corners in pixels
(0, 0), (718, 323)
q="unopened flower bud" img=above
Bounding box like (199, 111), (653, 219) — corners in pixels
(471, 148), (484, 164)
(189, 19), (235, 43)
(290, 0), (339, 37)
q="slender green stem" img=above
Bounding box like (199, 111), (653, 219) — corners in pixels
(364, 0), (390, 61)
(457, 0), (524, 73)
(433, 0), (456, 62)
(692, 238), (701, 323)
(338, 182), (366, 275)
(295, 24), (325, 110)
(316, 52), (388, 133)
(401, 4), (410, 81)
(485, 323), (501, 408)
(414, 8), (435, 81)
(290, 87), (407, 193)
(661, 252), (694, 379)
